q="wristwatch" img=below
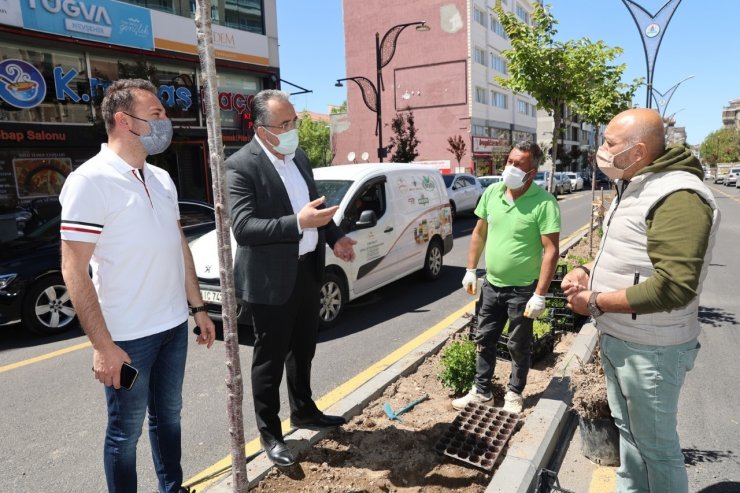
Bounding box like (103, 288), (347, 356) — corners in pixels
(191, 305), (207, 315)
(587, 291), (604, 318)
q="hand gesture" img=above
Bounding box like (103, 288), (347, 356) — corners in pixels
(92, 344), (131, 389)
(298, 197), (339, 229)
(561, 267), (589, 297)
(194, 312), (216, 349)
(333, 236), (357, 262)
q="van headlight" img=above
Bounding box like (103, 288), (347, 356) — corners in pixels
(0, 273), (17, 290)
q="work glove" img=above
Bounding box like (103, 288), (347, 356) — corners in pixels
(462, 268), (478, 295)
(524, 293), (547, 319)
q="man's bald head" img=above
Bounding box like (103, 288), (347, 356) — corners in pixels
(610, 108), (665, 162)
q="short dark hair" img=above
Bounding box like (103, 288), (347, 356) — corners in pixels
(251, 89), (291, 127)
(101, 79), (157, 133)
(512, 141), (543, 168)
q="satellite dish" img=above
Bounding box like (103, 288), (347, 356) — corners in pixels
(361, 152), (369, 162)
(347, 151), (356, 162)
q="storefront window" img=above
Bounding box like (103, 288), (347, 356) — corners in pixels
(0, 44), (91, 124)
(214, 71), (259, 130)
(88, 57), (199, 127)
(120, 0), (175, 14)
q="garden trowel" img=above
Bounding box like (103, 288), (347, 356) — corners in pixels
(384, 394), (429, 421)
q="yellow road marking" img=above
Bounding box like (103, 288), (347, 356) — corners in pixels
(560, 222), (591, 247)
(185, 301), (477, 489)
(588, 466), (617, 492)
(0, 341), (91, 374)
(707, 183), (740, 204)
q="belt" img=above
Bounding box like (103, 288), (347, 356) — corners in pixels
(297, 251), (315, 262)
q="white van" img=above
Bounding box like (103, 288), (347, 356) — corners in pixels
(190, 163), (453, 328)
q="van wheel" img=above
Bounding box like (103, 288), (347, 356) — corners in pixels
(22, 274), (77, 336)
(421, 240), (444, 281)
(319, 271), (347, 329)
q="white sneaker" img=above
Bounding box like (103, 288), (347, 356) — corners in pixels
(503, 390), (524, 414)
(452, 387), (492, 410)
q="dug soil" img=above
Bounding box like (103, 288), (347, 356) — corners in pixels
(251, 329), (577, 493)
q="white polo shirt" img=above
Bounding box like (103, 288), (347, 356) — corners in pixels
(59, 144), (188, 341)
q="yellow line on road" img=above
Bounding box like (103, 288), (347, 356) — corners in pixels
(185, 301), (477, 489)
(560, 222), (591, 248)
(0, 341), (91, 374)
(707, 183), (740, 204)
(588, 466), (617, 492)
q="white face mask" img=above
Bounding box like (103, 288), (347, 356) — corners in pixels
(502, 165), (529, 190)
(263, 127), (299, 155)
(596, 144), (638, 180)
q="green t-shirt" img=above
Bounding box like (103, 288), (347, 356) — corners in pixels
(474, 182), (561, 287)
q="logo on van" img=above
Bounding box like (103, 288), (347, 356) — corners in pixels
(421, 176), (436, 191)
(0, 59), (47, 109)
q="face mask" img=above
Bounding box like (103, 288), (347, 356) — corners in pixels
(596, 144), (638, 180)
(502, 165), (529, 190)
(124, 113), (173, 156)
(264, 127), (299, 155)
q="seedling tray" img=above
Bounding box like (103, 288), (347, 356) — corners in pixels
(497, 331), (554, 362)
(434, 402), (520, 471)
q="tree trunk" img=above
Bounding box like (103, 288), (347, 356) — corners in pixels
(590, 126), (599, 257)
(193, 0), (248, 490)
(549, 104), (562, 195)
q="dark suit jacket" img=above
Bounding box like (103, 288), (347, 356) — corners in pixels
(226, 138), (343, 305)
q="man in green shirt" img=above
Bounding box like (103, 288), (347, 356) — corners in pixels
(454, 141), (561, 413)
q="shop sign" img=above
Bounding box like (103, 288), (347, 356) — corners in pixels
(16, 0), (154, 50)
(473, 136), (508, 154)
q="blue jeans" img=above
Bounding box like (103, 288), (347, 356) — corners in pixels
(600, 333), (700, 493)
(474, 280), (535, 395)
(103, 321), (188, 493)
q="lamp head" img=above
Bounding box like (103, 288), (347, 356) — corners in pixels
(335, 80), (344, 87)
(415, 22), (430, 32)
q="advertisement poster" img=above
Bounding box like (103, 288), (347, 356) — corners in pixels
(13, 157), (71, 198)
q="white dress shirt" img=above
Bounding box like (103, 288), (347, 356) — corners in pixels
(254, 134), (318, 255)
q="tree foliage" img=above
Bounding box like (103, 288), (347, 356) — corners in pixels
(387, 111), (420, 163)
(447, 135), (467, 166)
(700, 128), (740, 165)
(493, 0), (639, 191)
(330, 101), (348, 114)
(298, 111), (332, 167)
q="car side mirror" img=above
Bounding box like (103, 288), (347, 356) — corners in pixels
(355, 210), (378, 229)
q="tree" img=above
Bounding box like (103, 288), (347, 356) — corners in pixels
(493, 0), (637, 194)
(194, 0), (248, 490)
(700, 128), (740, 165)
(331, 101), (348, 114)
(387, 110), (420, 163)
(298, 111), (332, 167)
(447, 135), (467, 167)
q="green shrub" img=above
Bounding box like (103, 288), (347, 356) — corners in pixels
(438, 337), (477, 394)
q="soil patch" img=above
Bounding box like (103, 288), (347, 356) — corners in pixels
(252, 330), (577, 493)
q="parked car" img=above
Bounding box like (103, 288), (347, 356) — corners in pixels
(0, 200), (215, 336)
(478, 175), (503, 188)
(442, 173), (484, 218)
(555, 173), (573, 194)
(534, 171), (569, 195)
(190, 163), (454, 329)
(724, 167), (740, 186)
(564, 172), (584, 191)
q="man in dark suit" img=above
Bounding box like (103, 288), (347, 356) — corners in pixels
(226, 90), (356, 467)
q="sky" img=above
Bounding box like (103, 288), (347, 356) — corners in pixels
(275, 0), (739, 145)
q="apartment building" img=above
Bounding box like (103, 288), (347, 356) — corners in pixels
(334, 0), (540, 174)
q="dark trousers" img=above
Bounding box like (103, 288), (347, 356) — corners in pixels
(248, 253), (321, 442)
(474, 279), (536, 395)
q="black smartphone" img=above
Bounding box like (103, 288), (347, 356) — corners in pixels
(120, 362), (139, 391)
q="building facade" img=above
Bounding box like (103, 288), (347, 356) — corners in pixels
(536, 105), (600, 173)
(0, 0), (279, 214)
(722, 99), (740, 130)
(334, 0), (539, 174)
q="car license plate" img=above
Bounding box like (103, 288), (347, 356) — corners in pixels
(201, 289), (222, 305)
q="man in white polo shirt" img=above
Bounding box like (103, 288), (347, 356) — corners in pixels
(60, 79), (216, 493)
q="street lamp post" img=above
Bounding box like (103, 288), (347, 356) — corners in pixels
(651, 75), (694, 119)
(337, 21), (429, 162)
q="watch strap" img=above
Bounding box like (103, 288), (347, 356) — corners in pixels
(191, 305), (207, 314)
(574, 265), (591, 276)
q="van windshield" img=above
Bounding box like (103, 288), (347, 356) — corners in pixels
(315, 180), (354, 207)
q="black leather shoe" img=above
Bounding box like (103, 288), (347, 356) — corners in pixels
(291, 413), (346, 430)
(260, 437), (295, 467)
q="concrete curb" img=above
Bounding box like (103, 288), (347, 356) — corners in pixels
(485, 323), (598, 493)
